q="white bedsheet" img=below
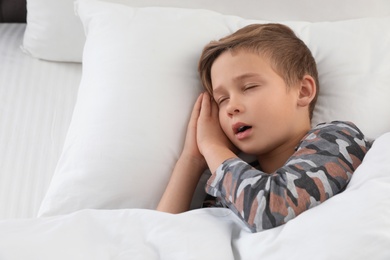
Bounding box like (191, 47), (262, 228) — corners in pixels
(1, 132), (389, 259)
(0, 24), (82, 219)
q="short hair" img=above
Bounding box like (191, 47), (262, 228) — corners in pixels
(198, 23), (319, 119)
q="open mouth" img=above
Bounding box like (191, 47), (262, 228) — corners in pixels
(234, 124), (252, 135)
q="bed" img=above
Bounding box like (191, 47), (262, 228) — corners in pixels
(0, 0), (390, 259)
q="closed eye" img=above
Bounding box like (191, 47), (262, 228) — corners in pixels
(243, 84), (259, 91)
(216, 97), (229, 106)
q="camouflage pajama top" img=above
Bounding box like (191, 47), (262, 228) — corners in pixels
(205, 121), (371, 232)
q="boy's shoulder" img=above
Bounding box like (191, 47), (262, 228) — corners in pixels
(294, 120), (371, 161)
(302, 120), (371, 148)
(310, 120), (362, 137)
(313, 120), (357, 130)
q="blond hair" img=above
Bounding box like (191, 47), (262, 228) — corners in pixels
(198, 23), (319, 119)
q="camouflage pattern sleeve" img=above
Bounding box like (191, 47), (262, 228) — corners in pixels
(205, 121), (371, 232)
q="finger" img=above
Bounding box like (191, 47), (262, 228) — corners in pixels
(210, 98), (219, 118)
(189, 93), (203, 121)
(203, 91), (218, 118)
(200, 91), (212, 117)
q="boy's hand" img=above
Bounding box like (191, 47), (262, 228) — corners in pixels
(157, 93), (209, 213)
(180, 93), (207, 170)
(197, 92), (237, 172)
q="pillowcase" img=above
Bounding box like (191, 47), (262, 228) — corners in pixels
(22, 0), (390, 62)
(38, 0), (390, 216)
(22, 0), (86, 62)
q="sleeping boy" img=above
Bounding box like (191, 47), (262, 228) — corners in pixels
(157, 23), (371, 232)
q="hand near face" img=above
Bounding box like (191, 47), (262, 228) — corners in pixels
(180, 93), (207, 169)
(180, 92), (237, 174)
(197, 92), (237, 159)
(157, 92), (238, 214)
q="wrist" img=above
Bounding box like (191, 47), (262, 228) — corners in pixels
(202, 145), (237, 174)
(157, 152), (206, 213)
(178, 153), (207, 173)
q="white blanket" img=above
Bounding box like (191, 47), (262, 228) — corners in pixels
(1, 133), (390, 260)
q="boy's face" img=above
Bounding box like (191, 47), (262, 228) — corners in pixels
(210, 49), (303, 157)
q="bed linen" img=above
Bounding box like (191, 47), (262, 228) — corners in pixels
(38, 2), (390, 218)
(1, 0), (390, 258)
(1, 132), (390, 259)
(0, 23), (82, 219)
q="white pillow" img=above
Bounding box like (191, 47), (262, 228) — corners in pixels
(22, 0), (390, 62)
(22, 0), (86, 62)
(38, 0), (390, 217)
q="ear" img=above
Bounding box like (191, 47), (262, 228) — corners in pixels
(297, 75), (316, 107)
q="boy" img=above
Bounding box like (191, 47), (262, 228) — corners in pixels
(157, 23), (370, 232)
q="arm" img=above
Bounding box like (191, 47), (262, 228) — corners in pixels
(157, 154), (206, 213)
(205, 121), (371, 232)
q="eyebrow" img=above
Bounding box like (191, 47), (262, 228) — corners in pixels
(213, 72), (263, 95)
(234, 72), (263, 82)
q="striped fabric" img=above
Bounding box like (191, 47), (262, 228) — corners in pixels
(0, 24), (82, 219)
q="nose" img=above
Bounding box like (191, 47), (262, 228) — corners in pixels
(226, 96), (244, 117)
